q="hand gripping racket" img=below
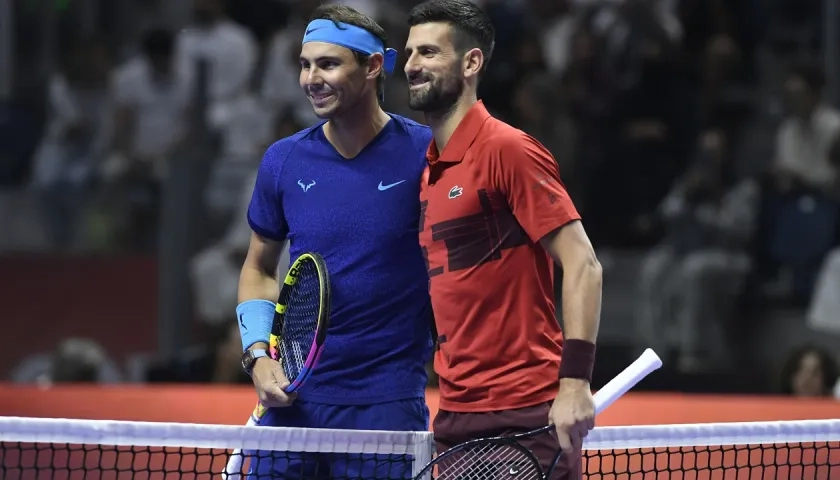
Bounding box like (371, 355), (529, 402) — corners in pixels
(222, 252), (331, 479)
(413, 348), (663, 480)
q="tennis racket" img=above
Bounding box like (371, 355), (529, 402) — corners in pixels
(222, 252), (331, 479)
(412, 348), (663, 480)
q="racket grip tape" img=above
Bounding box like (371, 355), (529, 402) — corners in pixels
(221, 404), (265, 479)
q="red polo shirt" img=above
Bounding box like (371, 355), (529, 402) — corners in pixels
(420, 101), (581, 412)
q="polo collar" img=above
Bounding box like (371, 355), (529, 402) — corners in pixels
(426, 100), (492, 165)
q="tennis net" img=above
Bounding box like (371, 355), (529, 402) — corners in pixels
(0, 416), (838, 479)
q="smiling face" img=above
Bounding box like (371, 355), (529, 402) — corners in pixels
(299, 41), (371, 119)
(403, 22), (467, 114)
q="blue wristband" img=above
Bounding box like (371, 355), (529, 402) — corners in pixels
(236, 299), (276, 352)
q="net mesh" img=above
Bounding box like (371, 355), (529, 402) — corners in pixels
(1, 416), (839, 479)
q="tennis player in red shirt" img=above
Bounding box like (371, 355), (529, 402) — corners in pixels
(405, 1), (603, 477)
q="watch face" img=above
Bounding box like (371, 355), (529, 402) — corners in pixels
(241, 351), (254, 370)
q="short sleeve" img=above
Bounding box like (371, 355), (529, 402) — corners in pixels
(246, 144), (289, 241)
(493, 133), (581, 242)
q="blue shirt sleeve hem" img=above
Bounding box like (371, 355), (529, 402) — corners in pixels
(247, 213), (287, 243)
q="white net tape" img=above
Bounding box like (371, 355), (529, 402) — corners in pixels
(0, 416), (433, 455)
(1, 417), (839, 452)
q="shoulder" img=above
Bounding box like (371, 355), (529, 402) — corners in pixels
(391, 114), (431, 135)
(260, 125), (322, 176)
(389, 113), (433, 147)
(482, 119), (551, 161)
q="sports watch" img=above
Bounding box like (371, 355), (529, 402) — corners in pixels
(241, 349), (268, 376)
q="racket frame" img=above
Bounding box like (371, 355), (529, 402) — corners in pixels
(272, 252), (331, 393)
(222, 252), (330, 479)
(422, 426), (554, 480)
(412, 349), (663, 480)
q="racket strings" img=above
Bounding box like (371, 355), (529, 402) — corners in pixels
(434, 443), (543, 480)
(279, 261), (321, 379)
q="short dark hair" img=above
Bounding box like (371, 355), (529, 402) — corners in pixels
(309, 4), (388, 101)
(407, 0), (496, 77)
(787, 60), (826, 92)
(780, 345), (839, 395)
(141, 28), (175, 58)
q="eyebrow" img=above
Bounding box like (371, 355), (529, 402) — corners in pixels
(299, 55), (344, 64)
(405, 44), (439, 53)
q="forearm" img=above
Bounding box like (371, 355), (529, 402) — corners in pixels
(238, 261), (280, 303)
(237, 236), (284, 351)
(560, 257), (602, 343)
(236, 265), (277, 352)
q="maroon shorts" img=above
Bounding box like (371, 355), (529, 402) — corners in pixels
(433, 402), (582, 480)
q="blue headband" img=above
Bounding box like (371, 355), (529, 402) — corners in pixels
(302, 19), (398, 74)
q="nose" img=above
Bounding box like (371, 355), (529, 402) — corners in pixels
(301, 72), (324, 91)
(307, 70), (321, 84)
(404, 52), (420, 76)
(302, 66), (323, 86)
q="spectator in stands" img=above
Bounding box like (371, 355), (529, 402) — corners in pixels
(471, 0), (530, 119)
(760, 61), (840, 302)
(678, 0), (761, 85)
(181, 0), (270, 226)
(30, 37), (113, 250)
(145, 322), (251, 384)
(533, 0), (576, 79)
(563, 19), (609, 227)
(579, 0), (690, 247)
(51, 338), (112, 383)
(807, 134), (840, 336)
(177, 0), (258, 130)
(636, 128), (759, 372)
(192, 163), (291, 330)
(10, 338), (121, 384)
(261, 1), (321, 128)
(780, 345), (839, 398)
(512, 73), (576, 191)
(102, 28), (192, 251)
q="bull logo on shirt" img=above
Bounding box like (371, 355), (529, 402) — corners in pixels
(298, 179), (316, 192)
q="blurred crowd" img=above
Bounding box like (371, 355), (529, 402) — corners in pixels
(2, 0), (840, 397)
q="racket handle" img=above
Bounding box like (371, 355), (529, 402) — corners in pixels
(592, 348), (662, 414)
(221, 404), (265, 479)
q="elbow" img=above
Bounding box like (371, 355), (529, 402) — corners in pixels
(585, 254), (604, 290)
(567, 250), (603, 291)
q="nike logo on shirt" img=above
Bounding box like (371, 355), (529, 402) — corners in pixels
(378, 180), (406, 191)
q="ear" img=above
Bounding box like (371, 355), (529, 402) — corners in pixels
(366, 52), (384, 81)
(462, 47), (484, 81)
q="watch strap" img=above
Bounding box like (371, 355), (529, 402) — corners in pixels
(243, 349), (268, 375)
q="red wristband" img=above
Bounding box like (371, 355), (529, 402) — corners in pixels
(558, 339), (596, 382)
